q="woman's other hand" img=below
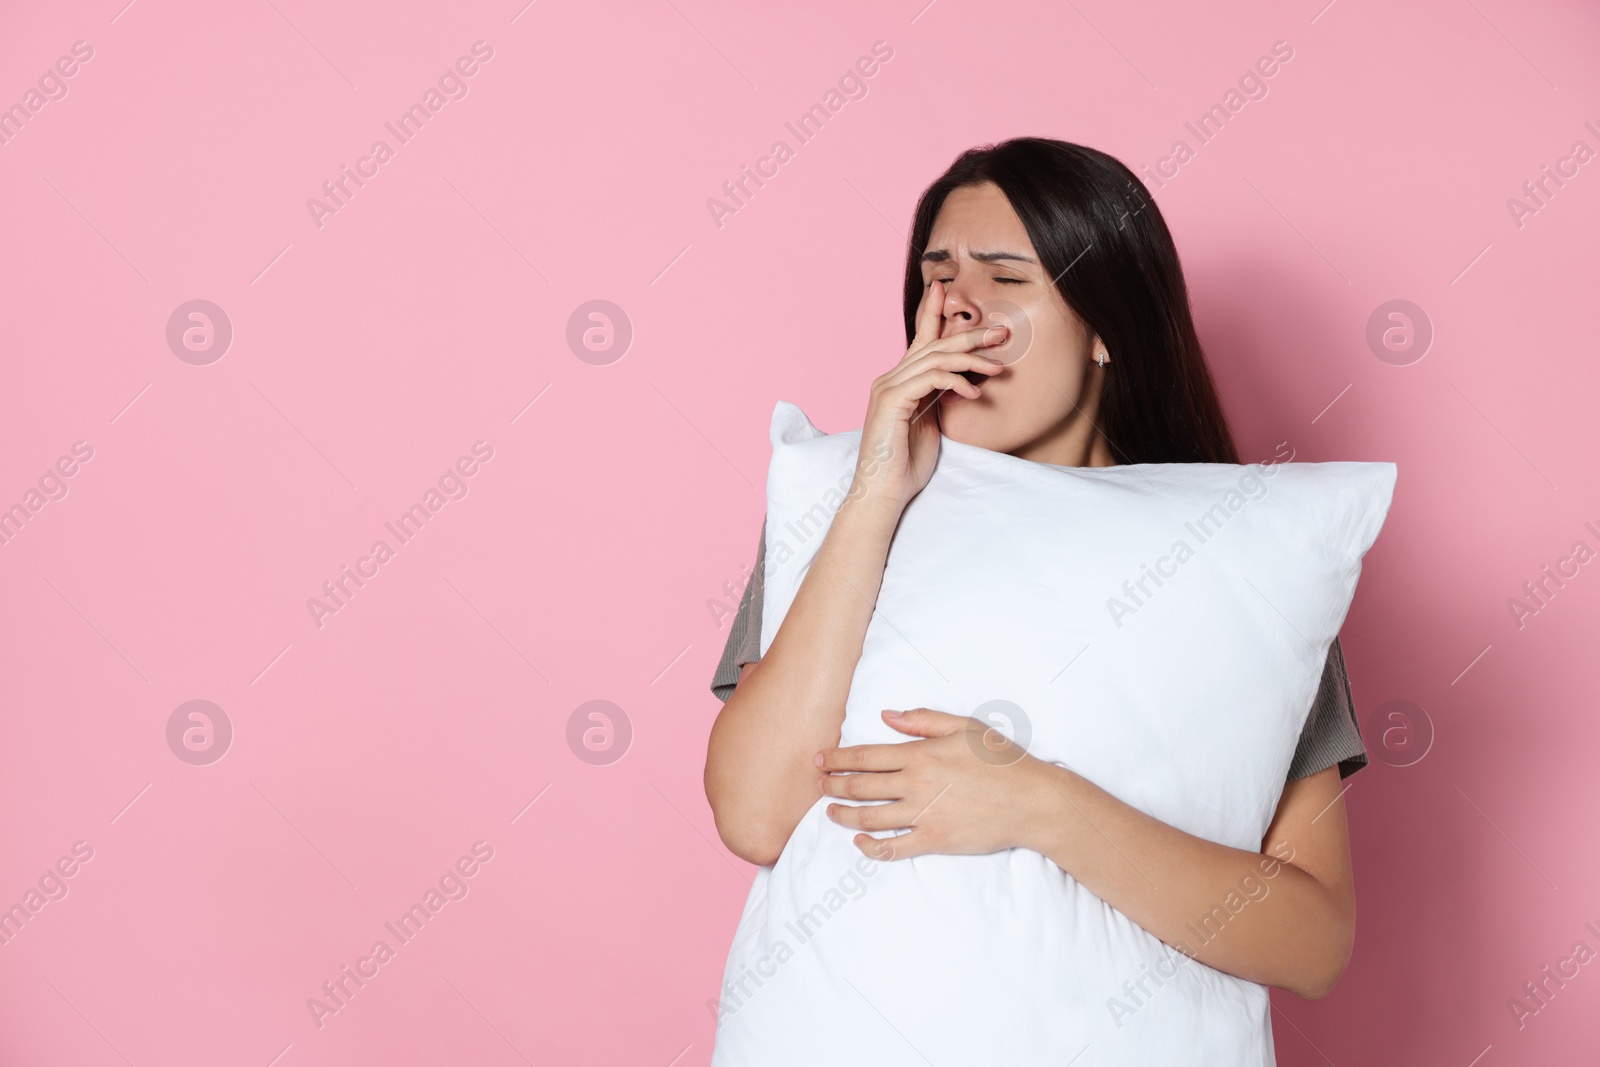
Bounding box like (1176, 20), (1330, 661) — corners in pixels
(814, 708), (1048, 859)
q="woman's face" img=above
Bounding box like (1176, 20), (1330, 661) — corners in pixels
(920, 181), (1114, 467)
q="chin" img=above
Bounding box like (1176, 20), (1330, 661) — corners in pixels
(939, 402), (1013, 453)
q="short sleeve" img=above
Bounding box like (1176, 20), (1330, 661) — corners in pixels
(1286, 636), (1368, 781)
(709, 519), (767, 703)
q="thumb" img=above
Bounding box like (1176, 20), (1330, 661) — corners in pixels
(882, 707), (964, 737)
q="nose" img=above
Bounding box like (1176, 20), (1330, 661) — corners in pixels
(942, 276), (982, 337)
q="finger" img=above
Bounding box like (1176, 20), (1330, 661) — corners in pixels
(819, 769), (905, 801)
(908, 323), (1010, 362)
(907, 381), (947, 432)
(816, 743), (910, 773)
(890, 368), (984, 405)
(827, 800), (917, 832)
(882, 708), (970, 738)
(909, 278), (944, 353)
(853, 829), (930, 861)
(879, 348), (1006, 393)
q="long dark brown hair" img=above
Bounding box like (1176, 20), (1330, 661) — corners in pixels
(902, 137), (1240, 465)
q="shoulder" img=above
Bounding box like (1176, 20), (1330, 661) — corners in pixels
(1287, 637), (1367, 781)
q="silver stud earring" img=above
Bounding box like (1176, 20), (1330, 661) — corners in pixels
(1095, 351), (1108, 367)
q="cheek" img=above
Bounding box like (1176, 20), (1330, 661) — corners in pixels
(1005, 320), (1081, 393)
(1006, 369), (1080, 426)
(1006, 297), (1076, 364)
(990, 331), (1087, 420)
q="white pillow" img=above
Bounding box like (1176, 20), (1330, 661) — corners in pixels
(710, 401), (1397, 1067)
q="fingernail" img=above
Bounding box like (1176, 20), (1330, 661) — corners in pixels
(883, 709), (900, 718)
(813, 752), (824, 766)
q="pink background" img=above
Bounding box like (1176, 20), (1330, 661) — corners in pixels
(3, 0), (1598, 1063)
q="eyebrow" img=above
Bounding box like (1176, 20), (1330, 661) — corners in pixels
(920, 249), (1038, 265)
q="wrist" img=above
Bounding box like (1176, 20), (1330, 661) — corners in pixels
(1014, 758), (1085, 858)
(837, 481), (906, 528)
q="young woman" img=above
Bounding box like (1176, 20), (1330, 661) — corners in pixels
(704, 137), (1367, 1043)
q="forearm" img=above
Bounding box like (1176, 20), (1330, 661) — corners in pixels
(705, 491), (901, 864)
(1019, 762), (1354, 998)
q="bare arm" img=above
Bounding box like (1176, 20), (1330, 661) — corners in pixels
(703, 494), (901, 865)
(703, 278), (1008, 866)
(1024, 760), (1355, 998)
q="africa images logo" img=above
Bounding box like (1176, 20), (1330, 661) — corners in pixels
(306, 41), (495, 229)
